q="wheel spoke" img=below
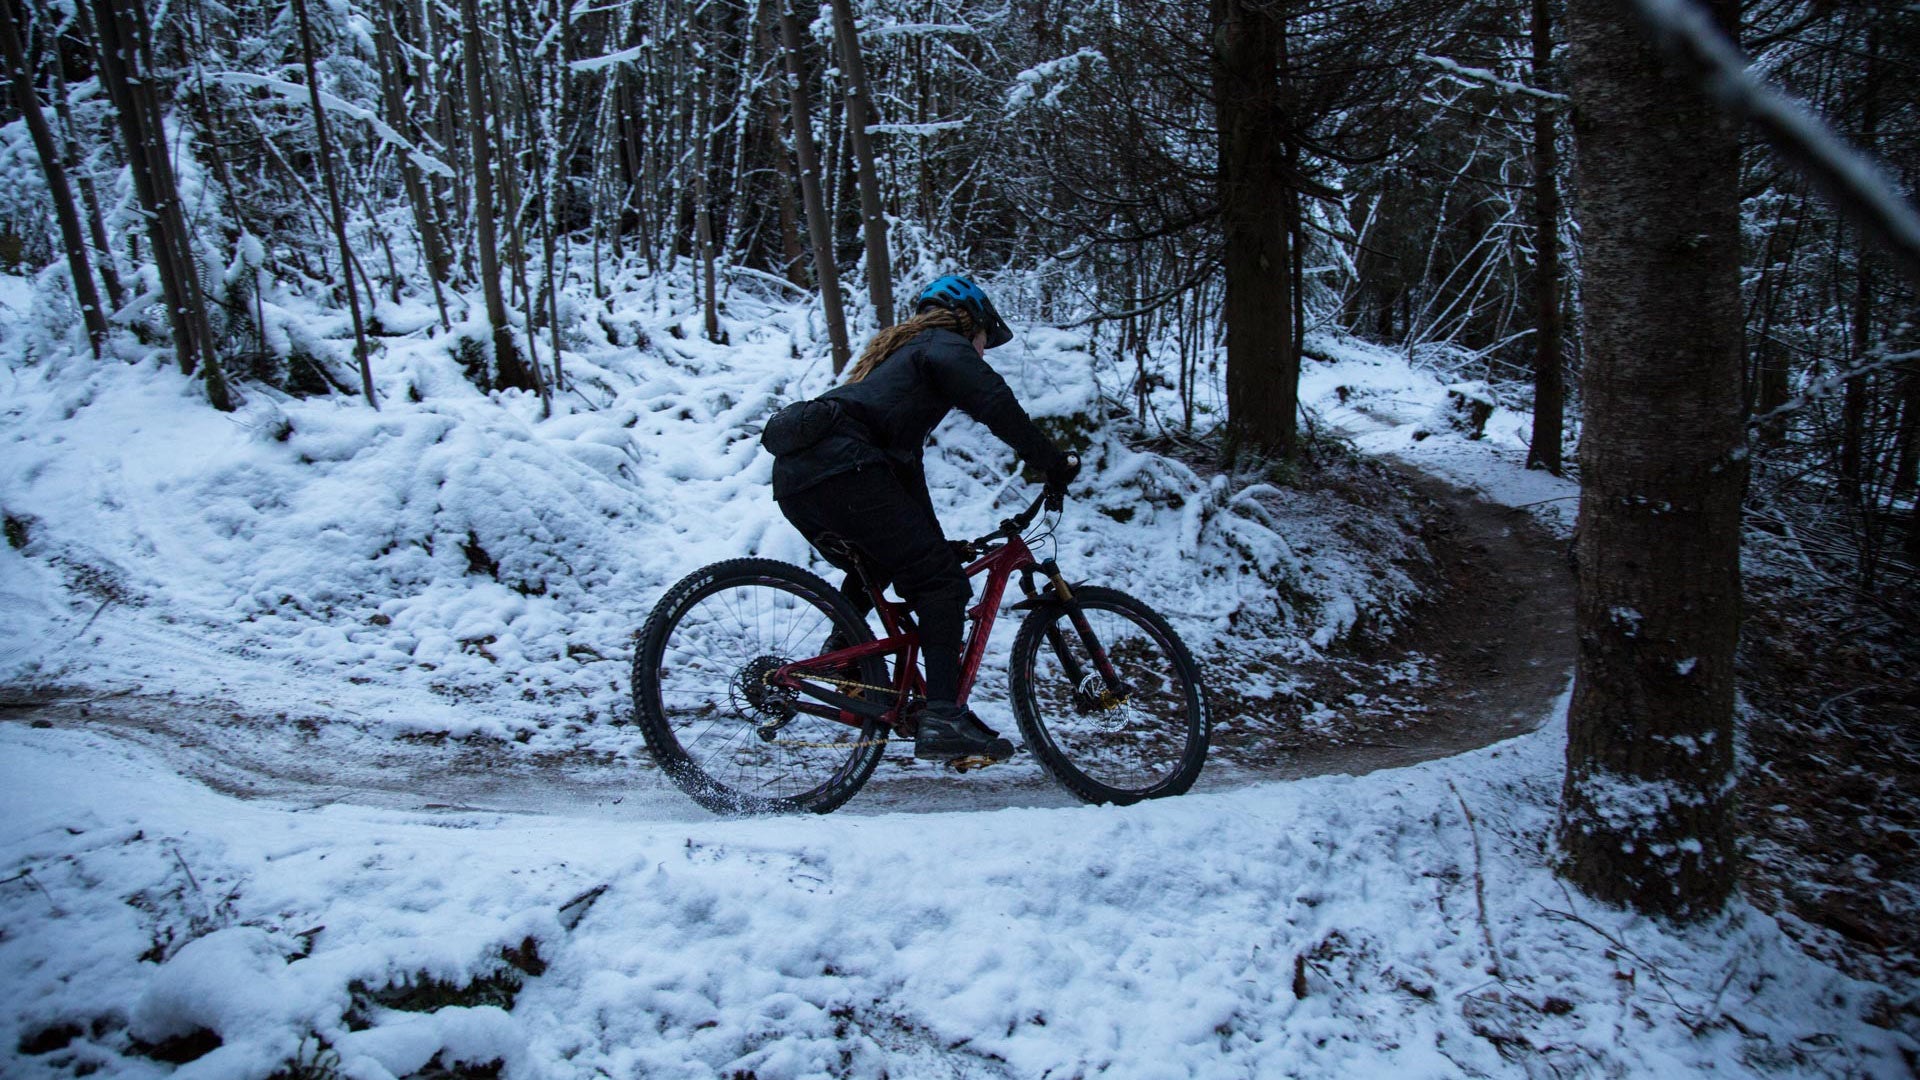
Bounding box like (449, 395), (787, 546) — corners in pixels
(635, 562), (892, 814)
(1014, 589), (1208, 803)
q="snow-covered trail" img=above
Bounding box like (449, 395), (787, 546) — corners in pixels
(2, 454), (1575, 826)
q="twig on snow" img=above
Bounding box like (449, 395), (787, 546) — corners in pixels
(1450, 781), (1504, 980)
(2, 867), (64, 916)
(1535, 894), (1712, 1031)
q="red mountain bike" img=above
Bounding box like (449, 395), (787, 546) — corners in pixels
(632, 485), (1210, 814)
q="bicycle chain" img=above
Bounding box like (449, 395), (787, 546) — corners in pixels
(753, 669), (902, 749)
(768, 736), (894, 749)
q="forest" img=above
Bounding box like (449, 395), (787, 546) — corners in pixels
(1, 0), (1918, 1076)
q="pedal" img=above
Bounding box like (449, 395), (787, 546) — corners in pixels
(946, 754), (1000, 773)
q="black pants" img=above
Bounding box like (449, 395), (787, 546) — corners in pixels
(776, 466), (969, 703)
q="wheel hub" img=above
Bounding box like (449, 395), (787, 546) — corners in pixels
(733, 655), (798, 732)
(1073, 673), (1131, 715)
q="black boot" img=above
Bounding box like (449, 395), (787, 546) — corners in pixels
(912, 702), (1014, 764)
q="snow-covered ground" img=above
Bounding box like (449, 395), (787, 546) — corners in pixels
(5, 693), (1908, 1078)
(2, 272), (1910, 1076)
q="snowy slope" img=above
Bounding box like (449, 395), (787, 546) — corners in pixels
(1, 273), (1424, 749)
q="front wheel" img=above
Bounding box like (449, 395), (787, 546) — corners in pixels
(1010, 585), (1210, 804)
(633, 558), (889, 815)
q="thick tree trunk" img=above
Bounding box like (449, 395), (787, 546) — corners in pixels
(1213, 0), (1296, 460)
(778, 4), (851, 372)
(826, 0), (893, 325)
(1559, 0), (1746, 921)
(459, 0), (537, 393)
(1526, 0), (1565, 475)
(292, 0), (378, 410)
(1, 0), (110, 358)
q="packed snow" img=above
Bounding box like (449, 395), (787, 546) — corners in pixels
(2, 272), (1911, 1077)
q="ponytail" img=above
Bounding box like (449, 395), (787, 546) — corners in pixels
(843, 307), (979, 384)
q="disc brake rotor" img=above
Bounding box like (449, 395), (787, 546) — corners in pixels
(733, 655), (798, 737)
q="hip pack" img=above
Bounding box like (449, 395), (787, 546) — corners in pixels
(761, 399), (845, 456)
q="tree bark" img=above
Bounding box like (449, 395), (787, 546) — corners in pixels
(1839, 23), (1879, 506)
(1, 0), (110, 357)
(1526, 0), (1565, 475)
(1559, 0), (1745, 921)
(694, 40), (722, 343)
(458, 0), (537, 393)
(1213, 0), (1296, 460)
(778, 4), (851, 372)
(292, 0), (378, 409)
(826, 0), (893, 325)
(47, 17), (126, 313)
(376, 0), (450, 330)
(92, 0), (231, 410)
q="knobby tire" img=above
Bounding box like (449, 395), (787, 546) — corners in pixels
(1010, 585), (1210, 804)
(633, 558), (889, 814)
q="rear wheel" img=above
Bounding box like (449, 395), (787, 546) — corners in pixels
(633, 559), (890, 814)
(1010, 586), (1209, 804)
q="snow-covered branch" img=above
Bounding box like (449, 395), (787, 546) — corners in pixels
(861, 22), (977, 39)
(209, 72), (452, 179)
(1748, 349), (1920, 427)
(1619, 0), (1920, 287)
(1415, 53), (1568, 106)
(571, 44), (646, 72)
(1006, 48), (1105, 112)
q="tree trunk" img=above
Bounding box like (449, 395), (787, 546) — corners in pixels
(1558, 0), (1746, 922)
(1213, 0), (1296, 460)
(778, 4), (851, 372)
(92, 0), (231, 410)
(826, 0), (893, 325)
(48, 20), (126, 313)
(1, 0), (110, 358)
(1840, 24), (1879, 506)
(292, 0), (378, 409)
(757, 5), (806, 288)
(774, 119), (807, 287)
(1526, 0), (1566, 475)
(694, 46), (723, 343)
(458, 0), (536, 393)
(376, 0), (450, 331)
(490, 4), (551, 414)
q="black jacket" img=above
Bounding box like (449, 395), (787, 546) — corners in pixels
(771, 328), (1062, 507)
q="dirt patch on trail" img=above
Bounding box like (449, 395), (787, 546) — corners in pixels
(1207, 460), (1576, 782)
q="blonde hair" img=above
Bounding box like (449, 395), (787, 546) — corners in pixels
(843, 307), (978, 383)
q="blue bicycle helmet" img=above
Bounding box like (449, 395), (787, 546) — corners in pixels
(915, 274), (1014, 349)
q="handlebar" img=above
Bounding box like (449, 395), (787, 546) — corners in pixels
(962, 453), (1078, 550)
(967, 483), (1063, 549)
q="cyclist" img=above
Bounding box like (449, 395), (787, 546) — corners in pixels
(764, 275), (1079, 765)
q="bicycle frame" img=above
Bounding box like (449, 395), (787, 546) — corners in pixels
(770, 529), (1126, 732)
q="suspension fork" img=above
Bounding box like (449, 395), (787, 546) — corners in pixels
(1023, 562), (1127, 693)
